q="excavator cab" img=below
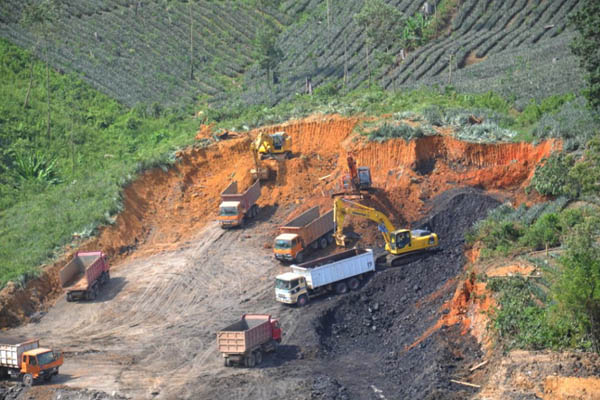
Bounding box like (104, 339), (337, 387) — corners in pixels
(392, 230), (411, 250)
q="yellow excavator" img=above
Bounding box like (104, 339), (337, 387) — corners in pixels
(249, 131), (292, 181)
(333, 197), (439, 266)
(254, 131), (292, 159)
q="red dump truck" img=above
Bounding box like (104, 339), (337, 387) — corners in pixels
(0, 338), (63, 386)
(59, 251), (110, 302)
(274, 206), (334, 263)
(217, 314), (282, 368)
(217, 180), (261, 228)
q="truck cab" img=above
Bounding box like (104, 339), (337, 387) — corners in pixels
(273, 233), (302, 262)
(274, 272), (307, 305)
(218, 201), (243, 227)
(387, 229), (438, 254)
(19, 348), (63, 385)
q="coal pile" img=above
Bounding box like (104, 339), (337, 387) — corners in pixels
(310, 189), (500, 399)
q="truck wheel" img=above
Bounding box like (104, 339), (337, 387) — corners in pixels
(319, 237), (328, 249)
(105, 271), (110, 281)
(224, 357), (231, 367)
(297, 294), (308, 307)
(255, 350), (263, 365)
(295, 251), (304, 264)
(327, 233), (334, 245)
(87, 288), (96, 301)
(66, 293), (73, 302)
(252, 205), (259, 218)
(22, 373), (33, 386)
(335, 281), (348, 294)
(43, 374), (52, 382)
(245, 353), (256, 368)
(348, 278), (360, 291)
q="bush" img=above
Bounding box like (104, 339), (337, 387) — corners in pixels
(528, 153), (576, 197)
(488, 277), (584, 351)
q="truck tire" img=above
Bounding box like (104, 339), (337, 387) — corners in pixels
(22, 373), (33, 387)
(319, 237), (328, 249)
(245, 353), (256, 368)
(87, 287), (96, 301)
(348, 277), (360, 291)
(327, 233), (334, 245)
(335, 281), (348, 294)
(66, 293), (73, 302)
(311, 241), (319, 250)
(43, 374), (52, 382)
(224, 357), (231, 367)
(252, 205), (259, 218)
(295, 251), (304, 264)
(105, 271), (110, 282)
(255, 350), (263, 365)
(297, 294), (308, 307)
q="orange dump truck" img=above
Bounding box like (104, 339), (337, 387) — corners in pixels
(217, 314), (282, 368)
(217, 180), (261, 228)
(59, 251), (110, 302)
(0, 338), (63, 386)
(274, 206), (334, 263)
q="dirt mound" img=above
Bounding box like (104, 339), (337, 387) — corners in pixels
(308, 190), (500, 399)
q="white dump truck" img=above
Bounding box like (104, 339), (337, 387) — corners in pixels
(275, 248), (375, 306)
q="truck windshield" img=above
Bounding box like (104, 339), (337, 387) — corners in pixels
(37, 351), (55, 366)
(275, 239), (291, 249)
(275, 279), (293, 290)
(219, 207), (238, 216)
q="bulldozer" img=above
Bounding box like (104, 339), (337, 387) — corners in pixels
(254, 131), (292, 160)
(333, 197), (439, 266)
(249, 131), (292, 181)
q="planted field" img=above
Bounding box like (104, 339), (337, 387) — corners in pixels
(0, 0), (586, 107)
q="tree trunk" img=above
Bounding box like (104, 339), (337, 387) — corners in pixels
(188, 1), (194, 81)
(586, 299), (600, 354)
(45, 45), (51, 139)
(23, 59), (34, 109)
(343, 32), (348, 86)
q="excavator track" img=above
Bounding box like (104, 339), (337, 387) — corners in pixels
(374, 247), (441, 269)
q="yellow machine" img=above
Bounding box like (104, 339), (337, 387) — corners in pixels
(250, 140), (271, 181)
(333, 197), (439, 261)
(253, 131), (292, 159)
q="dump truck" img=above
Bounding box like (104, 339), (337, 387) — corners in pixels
(0, 338), (63, 386)
(275, 248), (375, 306)
(217, 180), (261, 228)
(59, 251), (110, 302)
(217, 314), (282, 368)
(274, 206), (334, 263)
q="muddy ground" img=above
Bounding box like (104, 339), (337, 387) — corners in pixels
(1, 188), (501, 400)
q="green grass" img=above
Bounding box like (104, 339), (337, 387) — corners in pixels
(0, 37), (592, 288)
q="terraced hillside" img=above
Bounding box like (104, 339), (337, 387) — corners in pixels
(0, 0), (287, 106)
(0, 0), (586, 108)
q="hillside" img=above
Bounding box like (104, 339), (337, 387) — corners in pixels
(0, 0), (586, 108)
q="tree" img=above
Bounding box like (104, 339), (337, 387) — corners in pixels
(187, 0), (196, 80)
(567, 135), (600, 196)
(520, 212), (561, 255)
(570, 0), (600, 114)
(21, 0), (59, 138)
(354, 0), (404, 82)
(553, 215), (600, 352)
(253, 25), (283, 85)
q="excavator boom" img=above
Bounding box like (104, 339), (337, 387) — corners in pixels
(333, 197), (395, 247)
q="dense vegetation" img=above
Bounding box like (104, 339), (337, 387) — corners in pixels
(468, 144), (600, 352)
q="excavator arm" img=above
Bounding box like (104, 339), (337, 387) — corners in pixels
(333, 197), (396, 247)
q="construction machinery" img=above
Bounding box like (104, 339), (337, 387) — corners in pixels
(59, 251), (110, 302)
(333, 197), (439, 265)
(0, 338), (63, 386)
(217, 314), (282, 367)
(273, 206), (334, 263)
(249, 131), (292, 180)
(341, 152), (372, 194)
(275, 248), (375, 307)
(253, 131), (292, 160)
(217, 180), (261, 228)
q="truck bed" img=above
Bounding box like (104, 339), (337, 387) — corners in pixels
(217, 315), (272, 355)
(291, 248), (375, 289)
(0, 337), (39, 369)
(59, 252), (104, 290)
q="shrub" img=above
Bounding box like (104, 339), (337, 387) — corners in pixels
(528, 153), (576, 197)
